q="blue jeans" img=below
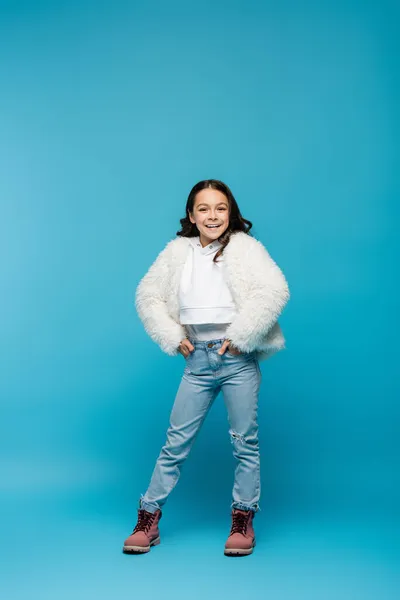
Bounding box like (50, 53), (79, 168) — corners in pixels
(139, 337), (262, 514)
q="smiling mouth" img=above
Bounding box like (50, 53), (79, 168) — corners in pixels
(205, 225), (221, 229)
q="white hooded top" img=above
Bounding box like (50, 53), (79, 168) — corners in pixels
(178, 236), (237, 340)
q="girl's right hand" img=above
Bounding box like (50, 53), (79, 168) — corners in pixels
(178, 338), (195, 358)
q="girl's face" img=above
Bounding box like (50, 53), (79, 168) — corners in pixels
(189, 188), (230, 246)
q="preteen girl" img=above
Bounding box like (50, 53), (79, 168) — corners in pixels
(123, 179), (290, 556)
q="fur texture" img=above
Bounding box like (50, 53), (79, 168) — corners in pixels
(135, 231), (290, 362)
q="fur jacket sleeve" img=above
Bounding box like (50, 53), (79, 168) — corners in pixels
(135, 240), (188, 355)
(223, 234), (290, 355)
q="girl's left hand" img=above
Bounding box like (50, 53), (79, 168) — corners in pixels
(218, 339), (242, 355)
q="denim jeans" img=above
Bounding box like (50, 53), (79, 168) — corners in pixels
(139, 337), (262, 514)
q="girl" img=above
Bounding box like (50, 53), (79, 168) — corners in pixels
(123, 179), (290, 556)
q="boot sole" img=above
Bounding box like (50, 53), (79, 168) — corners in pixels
(224, 539), (256, 556)
(122, 536), (160, 554)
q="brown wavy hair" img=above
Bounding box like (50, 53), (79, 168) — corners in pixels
(176, 179), (253, 263)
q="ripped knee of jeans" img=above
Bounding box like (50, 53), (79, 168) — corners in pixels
(229, 429), (246, 445)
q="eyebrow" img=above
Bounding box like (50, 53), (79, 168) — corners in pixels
(196, 202), (228, 207)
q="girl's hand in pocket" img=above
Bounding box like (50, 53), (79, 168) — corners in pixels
(178, 338), (195, 358)
(218, 339), (242, 355)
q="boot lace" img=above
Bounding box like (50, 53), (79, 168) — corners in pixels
(132, 509), (159, 534)
(230, 511), (250, 535)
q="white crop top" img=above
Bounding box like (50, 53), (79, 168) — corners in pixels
(179, 236), (237, 340)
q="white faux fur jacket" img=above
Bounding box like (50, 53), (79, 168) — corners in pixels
(135, 231), (290, 362)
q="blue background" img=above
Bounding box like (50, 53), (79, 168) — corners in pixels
(0, 0), (398, 598)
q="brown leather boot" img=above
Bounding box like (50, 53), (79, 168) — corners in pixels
(122, 508), (162, 554)
(224, 508), (256, 556)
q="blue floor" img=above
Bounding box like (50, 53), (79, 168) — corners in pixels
(2, 493), (398, 600)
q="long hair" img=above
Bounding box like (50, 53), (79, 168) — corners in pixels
(176, 179), (253, 263)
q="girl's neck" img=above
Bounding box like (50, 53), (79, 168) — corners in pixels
(199, 234), (218, 248)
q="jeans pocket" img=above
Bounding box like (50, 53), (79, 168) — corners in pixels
(226, 348), (254, 359)
(226, 348), (243, 357)
(225, 349), (243, 357)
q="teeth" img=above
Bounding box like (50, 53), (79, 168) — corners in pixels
(206, 225), (219, 228)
